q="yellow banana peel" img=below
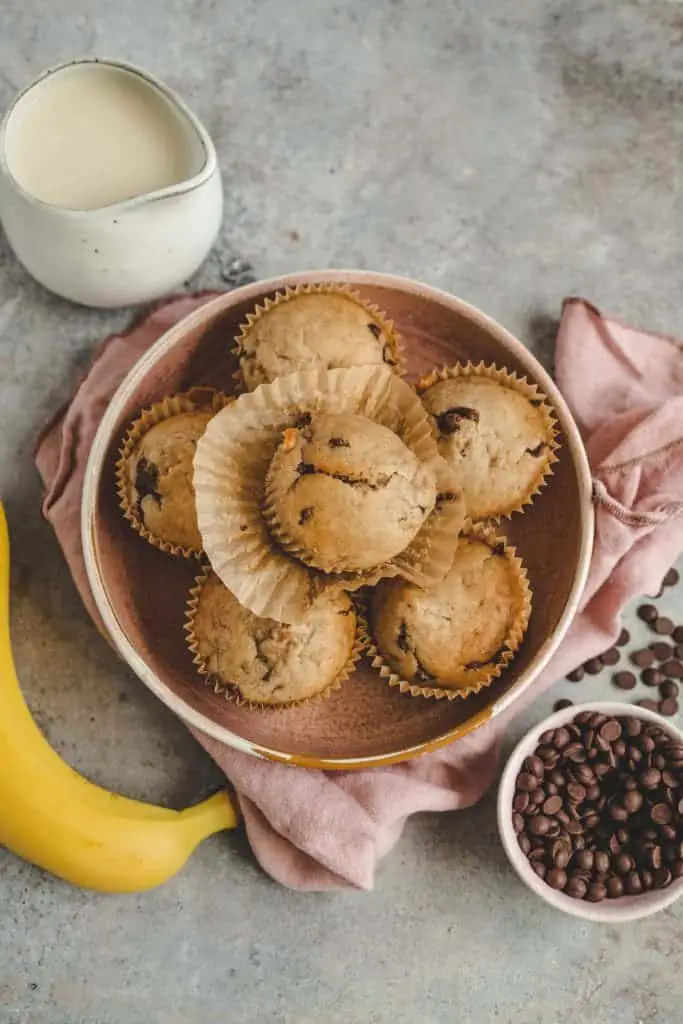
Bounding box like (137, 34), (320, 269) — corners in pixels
(0, 502), (237, 892)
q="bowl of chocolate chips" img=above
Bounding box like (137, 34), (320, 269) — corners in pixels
(498, 701), (683, 921)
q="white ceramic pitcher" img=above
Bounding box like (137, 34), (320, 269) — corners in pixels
(0, 59), (223, 308)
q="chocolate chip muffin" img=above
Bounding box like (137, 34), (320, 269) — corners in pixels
(370, 529), (531, 693)
(419, 370), (556, 519)
(187, 571), (357, 705)
(264, 412), (437, 573)
(120, 410), (215, 554)
(236, 287), (400, 391)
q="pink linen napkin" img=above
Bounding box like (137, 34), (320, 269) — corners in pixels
(34, 294), (683, 891)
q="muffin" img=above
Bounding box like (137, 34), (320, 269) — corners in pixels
(419, 365), (557, 519)
(264, 411), (437, 573)
(235, 285), (401, 390)
(117, 391), (230, 555)
(369, 526), (531, 697)
(186, 571), (358, 706)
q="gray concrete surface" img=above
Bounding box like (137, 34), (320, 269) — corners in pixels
(1, 1), (683, 1021)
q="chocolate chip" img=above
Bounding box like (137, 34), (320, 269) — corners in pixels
(553, 699), (574, 712)
(566, 876), (588, 899)
(523, 755), (544, 777)
(599, 719), (622, 743)
(614, 852), (633, 874)
(584, 658), (603, 675)
(659, 680), (679, 699)
(642, 668), (663, 687)
(606, 875), (624, 899)
(134, 456), (161, 511)
(512, 812), (525, 834)
(516, 772), (540, 792)
(367, 322), (382, 339)
(654, 617), (675, 636)
(625, 872), (643, 895)
(543, 795), (563, 815)
(675, 645), (683, 660)
(651, 803), (673, 825)
(651, 642), (674, 662)
(397, 621), (410, 653)
(663, 660), (683, 679)
(298, 506), (314, 524)
(567, 666), (585, 682)
(637, 699), (659, 712)
(531, 861), (547, 880)
(513, 792), (529, 813)
(623, 790), (644, 814)
(528, 815), (553, 836)
(663, 568), (680, 587)
(435, 406), (480, 435)
(638, 604), (659, 623)
(659, 698), (679, 717)
(601, 647), (620, 666)
(587, 882), (607, 902)
(546, 868), (568, 890)
(613, 671), (637, 690)
(673, 626), (683, 644)
(328, 437), (351, 448)
(632, 649), (655, 669)
(617, 627), (631, 647)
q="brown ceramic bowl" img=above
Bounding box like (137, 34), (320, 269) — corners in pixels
(82, 270), (593, 770)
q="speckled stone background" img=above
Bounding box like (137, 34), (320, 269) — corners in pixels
(2, 2), (683, 1022)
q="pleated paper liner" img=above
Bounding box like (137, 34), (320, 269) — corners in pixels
(184, 567), (364, 711)
(363, 521), (533, 702)
(232, 282), (406, 392)
(417, 361), (560, 519)
(193, 364), (466, 624)
(116, 387), (232, 558)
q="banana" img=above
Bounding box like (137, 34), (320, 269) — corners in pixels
(0, 502), (238, 892)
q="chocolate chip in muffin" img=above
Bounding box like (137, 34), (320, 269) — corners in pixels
(525, 442), (548, 458)
(134, 456), (161, 512)
(367, 322), (382, 338)
(435, 406), (480, 435)
(298, 506), (314, 525)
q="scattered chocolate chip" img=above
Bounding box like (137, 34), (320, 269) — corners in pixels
(584, 658), (603, 675)
(567, 666), (585, 683)
(663, 660), (683, 679)
(642, 668), (663, 687)
(673, 626), (683, 644)
(617, 628), (630, 646)
(553, 699), (574, 712)
(601, 647), (620, 666)
(651, 642), (674, 662)
(660, 698), (679, 718)
(638, 699), (659, 712)
(675, 645), (683, 660)
(638, 604), (659, 623)
(663, 568), (680, 587)
(613, 671), (637, 691)
(654, 617), (675, 636)
(632, 649), (655, 669)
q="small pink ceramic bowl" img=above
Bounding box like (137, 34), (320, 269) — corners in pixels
(498, 701), (683, 922)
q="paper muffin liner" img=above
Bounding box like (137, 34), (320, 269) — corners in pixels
(232, 282), (406, 392)
(116, 387), (233, 558)
(362, 521), (533, 702)
(417, 361), (560, 519)
(184, 567), (364, 710)
(193, 364), (466, 624)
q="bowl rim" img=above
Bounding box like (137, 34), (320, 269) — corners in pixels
(81, 268), (595, 769)
(497, 700), (683, 922)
